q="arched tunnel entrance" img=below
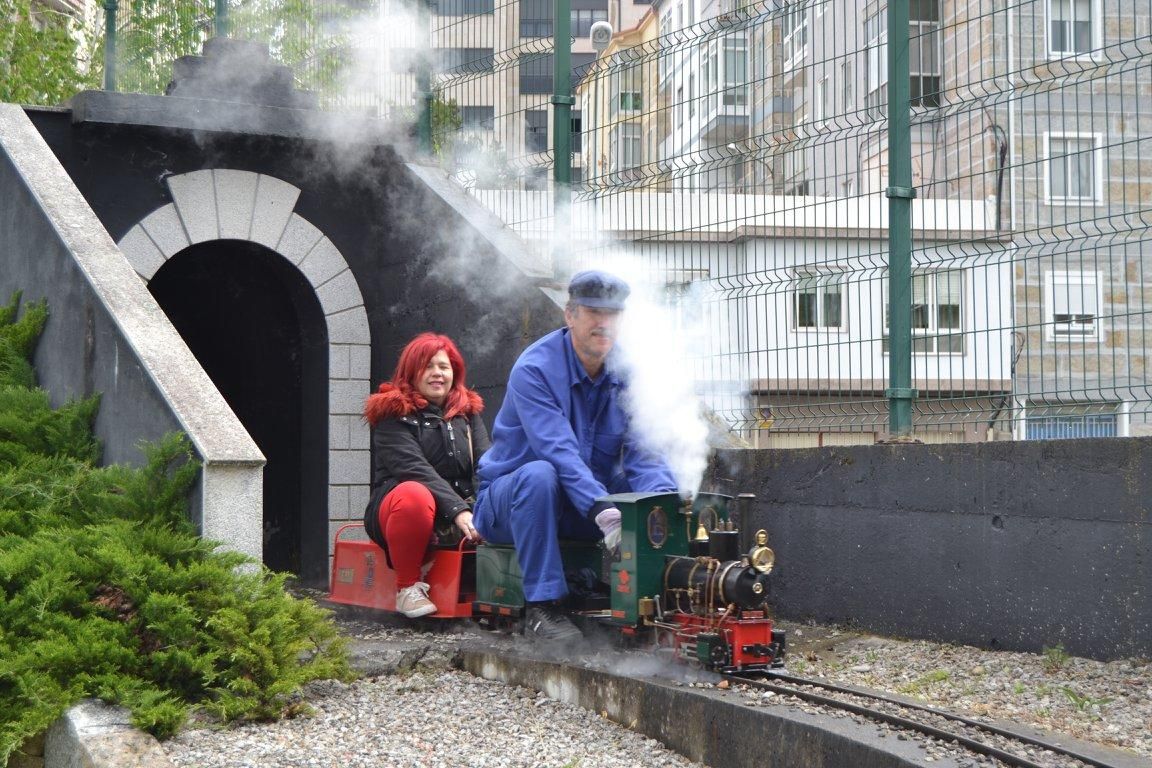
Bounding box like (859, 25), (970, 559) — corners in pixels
(149, 239), (329, 582)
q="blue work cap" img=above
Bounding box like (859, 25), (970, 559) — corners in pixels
(568, 270), (631, 310)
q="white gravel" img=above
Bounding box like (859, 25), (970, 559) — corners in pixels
(161, 615), (1152, 768)
(165, 668), (701, 768)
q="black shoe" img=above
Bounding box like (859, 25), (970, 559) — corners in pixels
(523, 603), (583, 643)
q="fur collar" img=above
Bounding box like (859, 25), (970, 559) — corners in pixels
(364, 382), (484, 425)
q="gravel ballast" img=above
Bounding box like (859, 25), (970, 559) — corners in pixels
(161, 614), (1152, 768)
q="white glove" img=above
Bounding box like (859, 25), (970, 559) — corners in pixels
(594, 507), (622, 552)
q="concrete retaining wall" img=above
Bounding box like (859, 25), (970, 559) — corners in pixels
(713, 438), (1151, 661)
(0, 103), (264, 561)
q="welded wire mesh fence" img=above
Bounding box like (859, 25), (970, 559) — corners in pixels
(91, 0), (1152, 446)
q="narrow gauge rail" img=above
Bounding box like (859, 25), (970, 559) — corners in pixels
(728, 671), (1124, 768)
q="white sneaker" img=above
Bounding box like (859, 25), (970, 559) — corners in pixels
(397, 582), (437, 618)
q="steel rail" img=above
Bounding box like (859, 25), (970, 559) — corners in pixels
(729, 671), (1124, 768)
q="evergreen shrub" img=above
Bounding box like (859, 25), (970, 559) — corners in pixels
(0, 292), (350, 763)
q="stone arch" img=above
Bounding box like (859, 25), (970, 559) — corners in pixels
(117, 169), (370, 571)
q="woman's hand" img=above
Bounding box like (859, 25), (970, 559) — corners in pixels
(454, 510), (481, 543)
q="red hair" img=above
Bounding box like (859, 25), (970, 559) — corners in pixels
(364, 332), (483, 424)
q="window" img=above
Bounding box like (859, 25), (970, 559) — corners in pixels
(793, 272), (844, 330)
(525, 110), (548, 153)
(1048, 0), (1098, 57)
(460, 106), (494, 132)
(702, 41), (718, 112)
(883, 270), (965, 354)
(1045, 133), (1103, 204)
(782, 3), (808, 70)
(433, 0), (494, 15)
(676, 86), (684, 128)
(520, 0), (552, 37)
(1024, 402), (1121, 439)
(842, 59), (854, 111)
(814, 75), (830, 125)
(864, 11), (887, 116)
(612, 65), (643, 116)
(1044, 270), (1102, 340)
(571, 8), (608, 37)
(437, 48), (494, 74)
(909, 0), (941, 107)
(519, 54), (553, 93)
(866, 0), (940, 114)
(688, 74), (696, 117)
(570, 110), (582, 153)
(610, 121), (642, 176)
(723, 36), (748, 106)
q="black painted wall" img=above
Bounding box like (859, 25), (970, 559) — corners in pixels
(711, 439), (1151, 661)
(27, 109), (561, 580)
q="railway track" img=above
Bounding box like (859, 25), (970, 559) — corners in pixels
(726, 670), (1131, 768)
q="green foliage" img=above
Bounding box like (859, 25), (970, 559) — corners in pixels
(0, 291), (46, 391)
(898, 669), (950, 695)
(0, 0), (101, 106)
(431, 92), (464, 158)
(0, 297), (350, 762)
(113, 0), (355, 97)
(1059, 686), (1112, 714)
(1043, 644), (1070, 672)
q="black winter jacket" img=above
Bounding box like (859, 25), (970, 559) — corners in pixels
(362, 386), (490, 553)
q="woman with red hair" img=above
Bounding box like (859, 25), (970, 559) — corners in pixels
(363, 332), (488, 617)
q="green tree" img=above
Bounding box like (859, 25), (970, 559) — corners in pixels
(431, 90), (463, 157)
(112, 0), (355, 96)
(0, 0), (100, 105)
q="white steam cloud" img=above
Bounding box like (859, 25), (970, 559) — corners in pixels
(577, 256), (714, 497)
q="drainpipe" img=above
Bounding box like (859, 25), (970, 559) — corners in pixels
(102, 0), (117, 91)
(885, 0), (917, 438)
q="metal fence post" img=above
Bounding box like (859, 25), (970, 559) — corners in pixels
(885, 0), (917, 437)
(417, 0), (434, 157)
(215, 0), (230, 38)
(102, 0), (118, 91)
(551, 0), (573, 281)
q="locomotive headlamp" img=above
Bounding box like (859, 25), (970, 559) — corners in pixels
(749, 530), (775, 574)
(749, 547), (775, 574)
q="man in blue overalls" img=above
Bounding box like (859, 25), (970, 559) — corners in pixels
(473, 270), (677, 642)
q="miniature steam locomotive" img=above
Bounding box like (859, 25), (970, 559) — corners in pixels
(329, 491), (785, 672)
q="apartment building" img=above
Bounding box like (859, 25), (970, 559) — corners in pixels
(564, 0), (1150, 442)
(426, 0), (662, 188)
(575, 5), (662, 187)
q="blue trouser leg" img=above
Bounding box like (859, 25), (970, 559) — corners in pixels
(474, 460), (595, 602)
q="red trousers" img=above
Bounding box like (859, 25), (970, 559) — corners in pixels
(376, 481), (436, 588)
